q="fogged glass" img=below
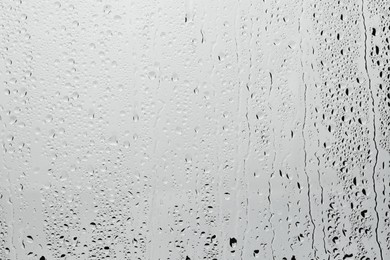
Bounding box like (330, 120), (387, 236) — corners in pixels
(0, 0), (389, 259)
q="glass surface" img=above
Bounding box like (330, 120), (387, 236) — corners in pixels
(0, 0), (389, 259)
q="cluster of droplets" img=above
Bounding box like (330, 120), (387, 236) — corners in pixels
(41, 185), (82, 259)
(0, 197), (9, 260)
(367, 0), (390, 153)
(310, 0), (385, 259)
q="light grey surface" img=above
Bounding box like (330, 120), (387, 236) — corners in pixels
(0, 0), (389, 259)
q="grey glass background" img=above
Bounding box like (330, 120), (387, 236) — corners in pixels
(0, 0), (389, 259)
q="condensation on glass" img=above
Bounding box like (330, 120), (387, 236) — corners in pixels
(0, 0), (389, 259)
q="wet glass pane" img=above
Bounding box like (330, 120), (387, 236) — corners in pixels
(0, 0), (389, 259)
